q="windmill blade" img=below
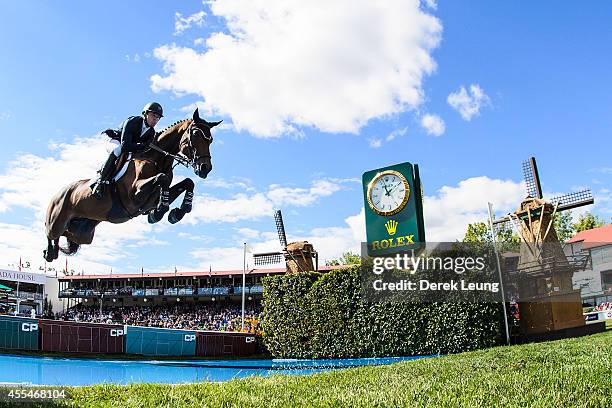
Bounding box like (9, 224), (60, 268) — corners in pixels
(522, 157), (543, 199)
(549, 190), (594, 212)
(274, 210), (288, 249)
(253, 252), (284, 266)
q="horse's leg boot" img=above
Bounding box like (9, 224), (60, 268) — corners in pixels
(92, 153), (117, 200)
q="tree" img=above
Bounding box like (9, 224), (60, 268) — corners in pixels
(553, 211), (574, 242)
(572, 212), (606, 233)
(463, 221), (519, 244)
(326, 251), (361, 266)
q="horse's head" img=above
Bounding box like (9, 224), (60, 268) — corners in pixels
(180, 108), (222, 179)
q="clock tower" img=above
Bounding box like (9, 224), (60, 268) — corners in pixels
(362, 162), (426, 256)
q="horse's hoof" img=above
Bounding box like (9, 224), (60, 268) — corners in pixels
(43, 250), (53, 262)
(168, 208), (184, 224)
(148, 212), (162, 224)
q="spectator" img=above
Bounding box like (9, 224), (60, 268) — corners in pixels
(56, 302), (263, 334)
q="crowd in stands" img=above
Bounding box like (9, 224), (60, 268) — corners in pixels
(56, 303), (263, 334)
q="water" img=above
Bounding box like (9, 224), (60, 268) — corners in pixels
(0, 354), (431, 386)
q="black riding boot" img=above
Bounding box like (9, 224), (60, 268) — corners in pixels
(92, 153), (117, 200)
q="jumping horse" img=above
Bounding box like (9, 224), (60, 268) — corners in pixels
(43, 108), (220, 262)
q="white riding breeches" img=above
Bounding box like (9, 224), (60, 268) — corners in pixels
(106, 139), (121, 156)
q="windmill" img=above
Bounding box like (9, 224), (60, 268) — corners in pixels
(253, 210), (319, 273)
(493, 157), (598, 337)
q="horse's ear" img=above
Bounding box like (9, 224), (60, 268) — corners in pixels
(193, 108), (201, 122)
(207, 120), (223, 128)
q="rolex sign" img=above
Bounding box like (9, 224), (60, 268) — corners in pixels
(362, 162), (426, 256)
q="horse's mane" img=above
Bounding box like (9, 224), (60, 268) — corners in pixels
(156, 119), (192, 138)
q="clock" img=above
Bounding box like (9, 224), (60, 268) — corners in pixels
(366, 170), (410, 216)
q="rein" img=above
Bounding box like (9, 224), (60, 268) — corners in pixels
(148, 122), (212, 171)
(147, 143), (192, 169)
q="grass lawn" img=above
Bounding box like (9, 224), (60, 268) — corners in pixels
(5, 330), (611, 408)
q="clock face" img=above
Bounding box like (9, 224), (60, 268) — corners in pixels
(367, 170), (410, 216)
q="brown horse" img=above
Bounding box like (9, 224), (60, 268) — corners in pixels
(43, 108), (221, 262)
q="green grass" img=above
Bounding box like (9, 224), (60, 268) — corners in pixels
(5, 331), (612, 408)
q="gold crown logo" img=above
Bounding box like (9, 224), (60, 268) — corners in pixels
(385, 219), (398, 236)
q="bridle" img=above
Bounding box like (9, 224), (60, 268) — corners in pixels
(148, 121), (212, 171)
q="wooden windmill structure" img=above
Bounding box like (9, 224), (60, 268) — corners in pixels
(253, 210), (319, 273)
(494, 157), (596, 336)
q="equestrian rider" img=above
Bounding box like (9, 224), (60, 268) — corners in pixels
(92, 102), (163, 200)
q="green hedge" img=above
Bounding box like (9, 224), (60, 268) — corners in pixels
(262, 266), (504, 358)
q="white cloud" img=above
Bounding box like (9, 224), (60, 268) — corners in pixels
(152, 0), (442, 137)
(0, 136), (175, 273)
(189, 192), (274, 224)
(447, 84), (491, 121)
(386, 126), (408, 142)
(125, 54), (142, 63)
(204, 176), (255, 191)
(174, 11), (206, 35)
(0, 221), (137, 276)
(0, 133), (353, 275)
(589, 167), (612, 175)
(369, 138), (382, 148)
(424, 0), (437, 10)
(0, 111), (11, 121)
(369, 126), (408, 148)
(188, 178), (348, 224)
(420, 113), (445, 136)
(424, 176), (525, 241)
(190, 208), (365, 270)
(267, 180), (342, 207)
(0, 137), (106, 216)
(236, 227), (260, 239)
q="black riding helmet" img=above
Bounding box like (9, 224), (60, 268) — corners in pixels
(142, 102), (164, 118)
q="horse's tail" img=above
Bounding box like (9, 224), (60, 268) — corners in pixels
(58, 239), (81, 256)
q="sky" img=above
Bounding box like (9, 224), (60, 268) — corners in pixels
(0, 0), (610, 276)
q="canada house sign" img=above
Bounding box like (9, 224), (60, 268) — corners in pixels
(362, 162), (426, 256)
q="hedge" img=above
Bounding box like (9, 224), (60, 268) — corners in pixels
(262, 266), (504, 358)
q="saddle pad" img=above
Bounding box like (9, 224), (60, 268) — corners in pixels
(113, 153), (132, 182)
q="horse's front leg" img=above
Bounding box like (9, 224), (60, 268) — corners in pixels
(131, 174), (170, 224)
(43, 238), (60, 262)
(166, 178), (195, 224)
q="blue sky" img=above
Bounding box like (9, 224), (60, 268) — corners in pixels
(0, 1), (610, 275)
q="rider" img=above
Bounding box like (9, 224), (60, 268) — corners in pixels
(92, 102), (163, 200)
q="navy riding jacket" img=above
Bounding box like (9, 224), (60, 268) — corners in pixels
(118, 116), (156, 153)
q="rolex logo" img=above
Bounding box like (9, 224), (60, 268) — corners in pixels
(385, 219), (398, 236)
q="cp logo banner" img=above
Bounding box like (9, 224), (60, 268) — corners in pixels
(21, 323), (38, 332)
(110, 329), (125, 337)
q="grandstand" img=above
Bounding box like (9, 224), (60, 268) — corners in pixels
(56, 265), (345, 310)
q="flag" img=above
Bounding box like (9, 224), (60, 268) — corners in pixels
(141, 267), (144, 277)
(65, 258), (68, 274)
(245, 243), (253, 253)
(18, 257), (22, 272)
(174, 266), (177, 276)
(209, 265), (212, 277)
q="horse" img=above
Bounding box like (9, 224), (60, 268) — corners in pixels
(43, 108), (221, 262)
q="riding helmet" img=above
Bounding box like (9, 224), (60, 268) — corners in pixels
(142, 102), (164, 117)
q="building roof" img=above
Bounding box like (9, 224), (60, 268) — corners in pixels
(58, 264), (354, 281)
(567, 224), (612, 249)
